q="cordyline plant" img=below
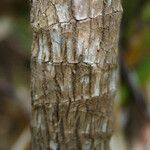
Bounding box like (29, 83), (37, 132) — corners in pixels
(30, 0), (122, 149)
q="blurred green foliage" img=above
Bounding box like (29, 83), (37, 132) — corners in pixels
(120, 0), (150, 106)
(141, 2), (150, 22)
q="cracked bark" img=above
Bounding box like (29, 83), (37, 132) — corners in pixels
(31, 0), (123, 149)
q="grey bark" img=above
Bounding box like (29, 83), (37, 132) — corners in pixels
(30, 0), (122, 149)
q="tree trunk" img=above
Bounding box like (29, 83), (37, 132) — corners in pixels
(30, 0), (122, 149)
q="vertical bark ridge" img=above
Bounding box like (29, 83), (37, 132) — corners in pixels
(31, 0), (122, 149)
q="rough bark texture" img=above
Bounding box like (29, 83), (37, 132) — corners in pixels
(31, 0), (122, 149)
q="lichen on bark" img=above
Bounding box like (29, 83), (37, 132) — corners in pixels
(31, 0), (122, 149)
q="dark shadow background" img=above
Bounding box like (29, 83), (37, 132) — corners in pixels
(0, 0), (150, 149)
